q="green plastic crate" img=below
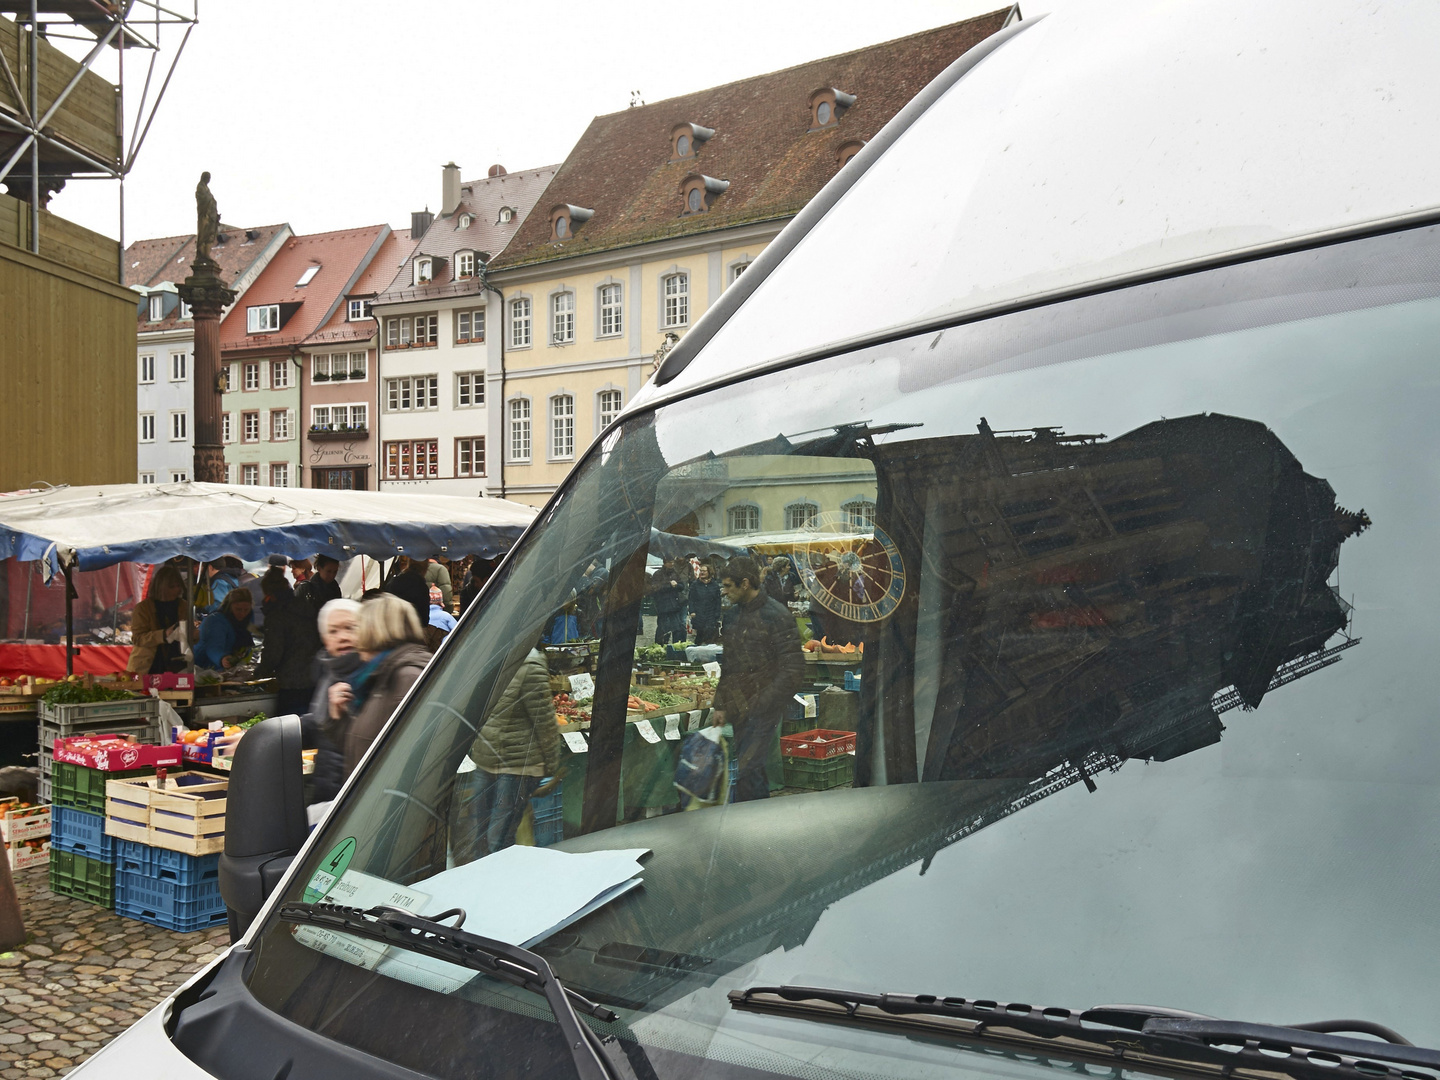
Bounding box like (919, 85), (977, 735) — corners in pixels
(51, 761), (153, 814)
(49, 848), (114, 908)
(782, 754), (854, 791)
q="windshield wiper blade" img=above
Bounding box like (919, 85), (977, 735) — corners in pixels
(730, 986), (1440, 1080)
(280, 901), (619, 1080)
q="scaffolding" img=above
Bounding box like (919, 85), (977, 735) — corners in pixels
(0, 0), (196, 279)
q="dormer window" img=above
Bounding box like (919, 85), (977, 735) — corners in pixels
(414, 257), (432, 285)
(681, 175), (730, 215)
(498, 206), (514, 224)
(455, 251), (475, 279)
(458, 213), (473, 229)
(837, 139), (867, 167)
(147, 294), (164, 321)
(810, 88), (857, 130)
(247, 304), (280, 333)
(550, 204), (594, 241)
(671, 123), (715, 160)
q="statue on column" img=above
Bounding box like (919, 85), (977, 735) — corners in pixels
(195, 171), (220, 266)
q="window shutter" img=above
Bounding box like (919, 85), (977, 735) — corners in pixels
(260, 363), (270, 390)
(288, 409), (295, 439)
(260, 409), (270, 440)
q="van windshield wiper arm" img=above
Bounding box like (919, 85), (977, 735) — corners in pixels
(730, 986), (1440, 1080)
(280, 901), (620, 1080)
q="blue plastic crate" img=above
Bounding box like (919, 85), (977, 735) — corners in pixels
(115, 869), (224, 933)
(50, 807), (114, 863)
(115, 839), (219, 885)
(844, 670), (862, 692)
(530, 782), (564, 847)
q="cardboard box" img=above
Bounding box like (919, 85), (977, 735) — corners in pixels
(52, 734), (183, 772)
(6, 838), (50, 871)
(0, 797), (50, 843)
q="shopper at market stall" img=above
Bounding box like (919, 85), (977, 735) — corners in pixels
(329, 592), (430, 777)
(126, 564), (192, 674)
(295, 555), (342, 614)
(763, 555), (801, 604)
(711, 556), (805, 802)
(424, 557), (454, 612)
(650, 558), (689, 645)
(193, 588), (254, 670)
(303, 597), (362, 804)
(381, 556), (431, 631)
(465, 638), (562, 860)
(689, 561), (722, 644)
(256, 568), (322, 715)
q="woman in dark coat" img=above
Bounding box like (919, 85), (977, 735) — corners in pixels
(329, 593), (431, 778)
(300, 598), (362, 805)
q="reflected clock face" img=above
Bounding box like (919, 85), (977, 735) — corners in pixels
(794, 511), (906, 623)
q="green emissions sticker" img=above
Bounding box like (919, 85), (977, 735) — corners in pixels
(302, 836), (357, 903)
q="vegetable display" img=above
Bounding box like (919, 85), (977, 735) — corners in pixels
(40, 680), (137, 705)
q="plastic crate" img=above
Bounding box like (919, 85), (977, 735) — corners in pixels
(780, 728), (857, 761)
(115, 839), (219, 885)
(115, 870), (226, 933)
(52, 761), (153, 815)
(843, 670), (862, 692)
(782, 754), (854, 791)
(37, 776), (50, 803)
(50, 806), (114, 862)
(49, 849), (114, 908)
(40, 697), (160, 727)
(530, 784), (564, 847)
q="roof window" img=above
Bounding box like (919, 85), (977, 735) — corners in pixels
(296, 264), (320, 287)
(809, 87), (856, 130)
(458, 213), (473, 229)
(498, 206), (514, 224)
(414, 256), (433, 285)
(671, 123), (715, 160)
(681, 174), (730, 215)
(837, 139), (867, 167)
(551, 204), (594, 241)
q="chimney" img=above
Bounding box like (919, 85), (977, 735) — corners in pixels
(411, 208), (434, 237)
(442, 162), (462, 216)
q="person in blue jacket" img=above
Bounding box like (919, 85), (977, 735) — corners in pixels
(194, 588), (254, 670)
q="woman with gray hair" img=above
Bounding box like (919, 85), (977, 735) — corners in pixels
(329, 593), (430, 778)
(300, 598), (362, 803)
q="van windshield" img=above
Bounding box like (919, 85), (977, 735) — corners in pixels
(241, 224), (1440, 1080)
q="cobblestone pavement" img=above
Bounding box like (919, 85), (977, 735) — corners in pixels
(0, 865), (228, 1078)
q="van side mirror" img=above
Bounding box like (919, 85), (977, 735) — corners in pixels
(218, 715), (307, 943)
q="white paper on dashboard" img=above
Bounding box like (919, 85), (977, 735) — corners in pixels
(292, 869), (432, 970)
(372, 845), (649, 993)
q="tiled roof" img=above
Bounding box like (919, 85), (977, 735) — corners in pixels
(219, 224), (390, 353)
(124, 222), (290, 331)
(374, 166), (558, 304)
(304, 229), (418, 347)
(490, 10), (1011, 270)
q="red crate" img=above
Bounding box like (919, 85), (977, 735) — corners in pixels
(53, 734), (183, 772)
(780, 728), (857, 760)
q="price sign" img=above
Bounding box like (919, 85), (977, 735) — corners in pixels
(562, 730), (589, 753)
(634, 719), (661, 744)
(568, 673), (595, 700)
(663, 714), (683, 740)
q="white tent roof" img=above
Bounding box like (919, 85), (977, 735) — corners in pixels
(0, 483), (538, 571)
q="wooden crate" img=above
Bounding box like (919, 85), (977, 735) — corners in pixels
(104, 772), (228, 857)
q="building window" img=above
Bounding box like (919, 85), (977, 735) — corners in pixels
(246, 304), (280, 333)
(270, 463), (289, 487)
(296, 265), (320, 287)
(383, 439), (439, 480)
(170, 411), (188, 442)
(508, 398), (531, 462)
(169, 352), (188, 382)
(550, 395), (575, 459)
(599, 284), (622, 337)
(727, 504), (760, 534)
(271, 360), (290, 388)
(456, 372), (485, 407)
(311, 404), (367, 430)
(314, 352), (366, 381)
(222, 413), (233, 443)
(730, 261), (751, 284)
(598, 388), (623, 429)
(242, 464), (259, 486)
(139, 355), (155, 384)
(456, 437), (485, 477)
(553, 214), (570, 241)
(243, 363), (260, 391)
(179, 300), (192, 320)
(499, 206), (513, 224)
(148, 294), (164, 322)
(455, 251), (475, 279)
(242, 411), (260, 442)
(414, 257), (432, 285)
(456, 307), (485, 343)
(272, 409), (291, 441)
(458, 214), (472, 230)
(551, 292), (575, 345)
(385, 376), (439, 411)
(785, 500), (819, 530)
(842, 498), (877, 530)
(663, 273), (689, 327)
(384, 314), (437, 347)
(347, 299), (367, 321)
(415, 313), (438, 344)
(508, 297), (532, 348)
(139, 471), (155, 484)
(224, 365), (235, 392)
(170, 470), (188, 483)
(139, 413), (156, 443)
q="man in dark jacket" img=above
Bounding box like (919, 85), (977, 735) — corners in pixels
(712, 556), (805, 801)
(257, 575), (323, 715)
(296, 555), (342, 614)
(688, 562), (722, 644)
(649, 559), (688, 645)
(382, 557), (431, 632)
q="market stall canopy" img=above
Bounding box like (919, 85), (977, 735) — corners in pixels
(0, 483), (539, 571)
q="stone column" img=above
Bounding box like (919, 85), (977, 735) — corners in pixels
(179, 260), (235, 483)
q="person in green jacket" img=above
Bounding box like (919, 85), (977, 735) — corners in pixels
(467, 644), (562, 858)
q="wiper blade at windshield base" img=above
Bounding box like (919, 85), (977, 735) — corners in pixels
(280, 901), (619, 1080)
(730, 986), (1440, 1080)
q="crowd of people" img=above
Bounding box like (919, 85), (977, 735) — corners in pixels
(645, 552), (801, 646)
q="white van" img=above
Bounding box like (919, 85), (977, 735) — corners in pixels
(76, 2), (1440, 1077)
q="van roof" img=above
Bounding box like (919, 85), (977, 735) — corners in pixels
(638, 0), (1440, 410)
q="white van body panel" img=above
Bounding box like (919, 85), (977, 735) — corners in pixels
(631, 0), (1440, 413)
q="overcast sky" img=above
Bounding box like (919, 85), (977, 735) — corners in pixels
(47, 0), (1042, 246)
